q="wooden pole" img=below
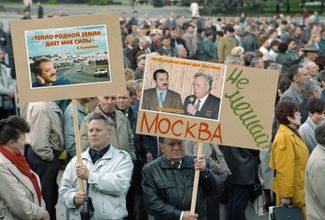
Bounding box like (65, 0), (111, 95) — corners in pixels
(190, 142), (203, 214)
(71, 98), (84, 192)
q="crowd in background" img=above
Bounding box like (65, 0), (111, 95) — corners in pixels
(0, 2), (325, 220)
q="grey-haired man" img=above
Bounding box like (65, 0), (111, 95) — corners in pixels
(184, 73), (221, 120)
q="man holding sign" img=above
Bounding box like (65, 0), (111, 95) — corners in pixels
(59, 113), (133, 220)
(142, 137), (223, 220)
(184, 72), (221, 120)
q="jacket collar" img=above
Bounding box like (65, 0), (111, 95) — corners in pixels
(95, 106), (115, 120)
(76, 101), (87, 114)
(48, 101), (62, 114)
(160, 155), (194, 169)
(278, 124), (310, 155)
(116, 105), (135, 120)
(279, 124), (300, 138)
(306, 116), (318, 130)
(288, 84), (303, 103)
(82, 146), (113, 163)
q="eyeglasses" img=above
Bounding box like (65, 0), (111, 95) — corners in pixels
(294, 112), (301, 117)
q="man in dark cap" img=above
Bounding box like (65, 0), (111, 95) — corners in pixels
(301, 44), (319, 64)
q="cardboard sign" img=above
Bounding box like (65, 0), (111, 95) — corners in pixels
(136, 55), (279, 150)
(11, 13), (125, 103)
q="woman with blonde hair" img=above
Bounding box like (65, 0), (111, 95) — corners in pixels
(231, 46), (245, 57)
(308, 33), (321, 49)
(125, 68), (135, 82)
(231, 46), (245, 66)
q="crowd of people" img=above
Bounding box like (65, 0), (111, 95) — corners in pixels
(0, 2), (325, 220)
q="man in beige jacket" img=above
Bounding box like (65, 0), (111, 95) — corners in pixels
(217, 26), (236, 63)
(25, 101), (64, 220)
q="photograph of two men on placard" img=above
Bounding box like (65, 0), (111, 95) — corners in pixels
(141, 56), (226, 121)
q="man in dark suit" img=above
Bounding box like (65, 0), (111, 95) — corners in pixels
(184, 72), (221, 120)
(142, 69), (183, 114)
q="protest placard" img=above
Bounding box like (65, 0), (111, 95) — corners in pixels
(11, 13), (125, 103)
(136, 55), (279, 151)
(11, 14), (126, 192)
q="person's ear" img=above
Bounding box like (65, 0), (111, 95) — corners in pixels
(159, 143), (164, 154)
(7, 139), (15, 147)
(287, 115), (294, 123)
(293, 74), (299, 82)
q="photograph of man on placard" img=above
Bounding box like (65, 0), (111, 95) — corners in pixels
(32, 58), (71, 87)
(25, 24), (111, 89)
(141, 68), (183, 114)
(11, 13), (126, 103)
(140, 55), (225, 121)
(183, 72), (220, 120)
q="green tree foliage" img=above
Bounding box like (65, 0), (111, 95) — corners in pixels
(88, 0), (108, 5)
(47, 0), (58, 4)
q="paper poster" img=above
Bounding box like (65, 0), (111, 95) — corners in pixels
(11, 13), (125, 102)
(136, 55), (279, 150)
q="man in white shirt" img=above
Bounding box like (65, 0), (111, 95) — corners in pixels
(184, 72), (221, 120)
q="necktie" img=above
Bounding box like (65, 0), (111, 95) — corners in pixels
(195, 99), (201, 111)
(159, 92), (164, 107)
